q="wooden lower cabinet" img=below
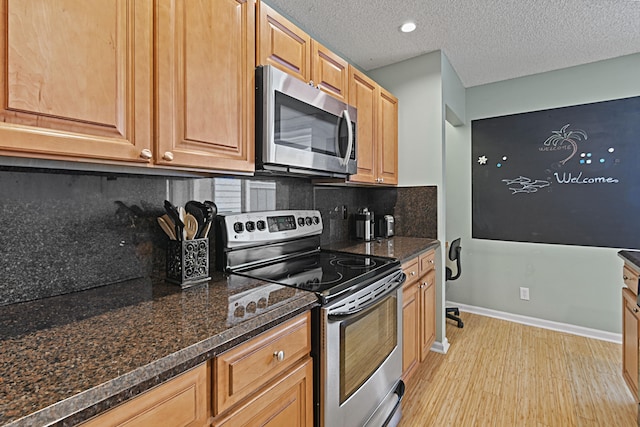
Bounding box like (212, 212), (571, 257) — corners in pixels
(212, 312), (313, 426)
(211, 358), (313, 427)
(402, 249), (436, 381)
(81, 363), (210, 427)
(402, 271), (420, 381)
(622, 287), (639, 401)
(80, 312), (312, 427)
(419, 268), (436, 362)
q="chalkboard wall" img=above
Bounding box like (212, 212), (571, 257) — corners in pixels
(472, 96), (640, 249)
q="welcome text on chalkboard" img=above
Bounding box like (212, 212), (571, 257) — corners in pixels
(472, 96), (640, 249)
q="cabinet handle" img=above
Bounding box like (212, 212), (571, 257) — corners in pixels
(635, 308), (639, 313)
(429, 259), (434, 264)
(139, 149), (152, 160)
(163, 151), (174, 161)
(273, 350), (285, 362)
(410, 271), (416, 276)
(624, 275), (629, 280)
(379, 178), (384, 183)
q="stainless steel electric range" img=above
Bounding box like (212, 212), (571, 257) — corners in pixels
(216, 210), (406, 427)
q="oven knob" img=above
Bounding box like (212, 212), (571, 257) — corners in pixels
(305, 217), (312, 226)
(313, 216), (320, 224)
(256, 220), (266, 231)
(297, 217), (305, 227)
(245, 221), (255, 232)
(233, 222), (244, 233)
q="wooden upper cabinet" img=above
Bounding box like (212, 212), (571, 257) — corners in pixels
(349, 68), (377, 184)
(155, 0), (254, 172)
(311, 41), (349, 102)
(378, 88), (399, 185)
(348, 67), (398, 186)
(0, 0), (153, 163)
(256, 1), (311, 83)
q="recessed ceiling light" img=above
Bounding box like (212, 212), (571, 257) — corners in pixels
(400, 22), (416, 33)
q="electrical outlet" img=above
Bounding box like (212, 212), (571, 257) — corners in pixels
(520, 287), (530, 301)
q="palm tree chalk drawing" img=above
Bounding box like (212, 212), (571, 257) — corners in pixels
(502, 176), (551, 194)
(543, 124), (588, 165)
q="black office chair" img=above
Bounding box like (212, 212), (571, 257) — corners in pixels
(445, 238), (464, 328)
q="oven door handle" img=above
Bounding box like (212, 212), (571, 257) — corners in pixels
(327, 271), (406, 319)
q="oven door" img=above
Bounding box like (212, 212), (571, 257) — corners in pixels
(320, 271), (405, 427)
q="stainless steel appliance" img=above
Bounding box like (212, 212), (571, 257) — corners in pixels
(217, 210), (406, 427)
(377, 215), (395, 238)
(255, 65), (357, 178)
(355, 208), (375, 241)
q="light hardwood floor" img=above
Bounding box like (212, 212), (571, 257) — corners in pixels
(399, 312), (637, 426)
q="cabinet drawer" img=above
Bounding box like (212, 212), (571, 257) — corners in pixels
(623, 264), (640, 295)
(214, 312), (311, 415)
(212, 358), (313, 427)
(419, 250), (436, 275)
(81, 363), (209, 427)
(402, 257), (420, 286)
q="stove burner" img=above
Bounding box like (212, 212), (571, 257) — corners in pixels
(332, 257), (378, 269)
(296, 271), (344, 291)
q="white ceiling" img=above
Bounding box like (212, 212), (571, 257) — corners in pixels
(265, 0), (640, 88)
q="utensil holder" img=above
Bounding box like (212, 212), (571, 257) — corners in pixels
(166, 238), (210, 288)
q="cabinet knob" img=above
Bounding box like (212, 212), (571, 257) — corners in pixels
(379, 178), (384, 183)
(410, 271), (416, 276)
(163, 151), (174, 161)
(273, 350), (285, 362)
(635, 308), (639, 313)
(429, 259), (434, 264)
(624, 275), (629, 280)
(139, 149), (152, 160)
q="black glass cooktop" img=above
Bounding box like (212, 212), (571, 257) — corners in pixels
(232, 250), (399, 303)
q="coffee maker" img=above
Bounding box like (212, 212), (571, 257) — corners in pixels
(355, 208), (375, 241)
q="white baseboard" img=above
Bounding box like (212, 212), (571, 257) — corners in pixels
(447, 301), (622, 344)
(431, 337), (450, 354)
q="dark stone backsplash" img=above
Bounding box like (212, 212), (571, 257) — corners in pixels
(0, 167), (436, 306)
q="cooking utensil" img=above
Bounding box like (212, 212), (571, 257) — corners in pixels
(185, 201), (207, 237)
(184, 213), (199, 240)
(157, 216), (177, 240)
(201, 201), (218, 238)
(164, 200), (184, 240)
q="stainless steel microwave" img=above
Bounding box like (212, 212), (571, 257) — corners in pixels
(256, 65), (357, 178)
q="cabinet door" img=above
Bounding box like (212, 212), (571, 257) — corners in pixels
(81, 363), (209, 427)
(311, 41), (349, 102)
(420, 269), (436, 362)
(378, 87), (399, 185)
(348, 68), (377, 184)
(623, 288), (639, 400)
(0, 0), (152, 163)
(402, 281), (419, 381)
(212, 358), (313, 427)
(256, 1), (311, 83)
(156, 0), (254, 172)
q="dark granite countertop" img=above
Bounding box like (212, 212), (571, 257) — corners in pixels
(619, 250), (640, 272)
(0, 273), (318, 426)
(324, 236), (440, 264)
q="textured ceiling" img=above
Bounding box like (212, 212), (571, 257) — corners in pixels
(266, 0), (640, 87)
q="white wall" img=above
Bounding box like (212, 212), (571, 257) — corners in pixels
(369, 53), (443, 188)
(446, 53), (640, 333)
(370, 51), (467, 351)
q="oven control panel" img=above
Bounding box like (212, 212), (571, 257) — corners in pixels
(219, 210), (322, 248)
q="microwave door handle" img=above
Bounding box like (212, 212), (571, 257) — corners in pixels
(339, 109), (353, 167)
